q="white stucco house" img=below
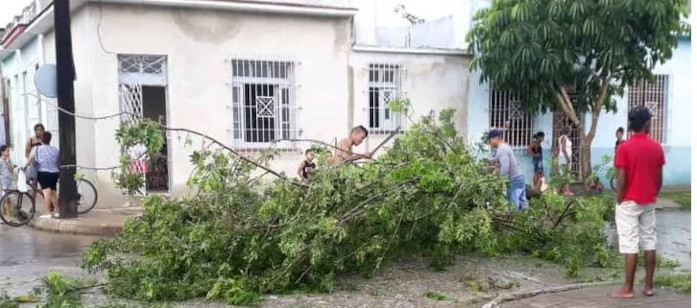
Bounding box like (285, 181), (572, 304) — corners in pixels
(1, 0), (472, 206)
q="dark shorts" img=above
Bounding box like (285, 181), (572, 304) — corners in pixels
(37, 172), (59, 191)
(533, 158), (543, 173)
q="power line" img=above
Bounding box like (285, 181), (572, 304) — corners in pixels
(97, 0), (116, 54)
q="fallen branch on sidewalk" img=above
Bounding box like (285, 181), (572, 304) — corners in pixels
(480, 280), (621, 308)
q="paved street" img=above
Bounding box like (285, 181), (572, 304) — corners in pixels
(0, 207), (690, 307)
(0, 227), (101, 296)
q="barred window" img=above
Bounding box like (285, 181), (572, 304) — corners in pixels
(627, 75), (668, 143)
(118, 54), (168, 86)
(368, 63), (406, 133)
(231, 59), (297, 148)
(489, 91), (533, 148)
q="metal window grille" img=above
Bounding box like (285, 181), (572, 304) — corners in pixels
(118, 54), (168, 86)
(117, 54), (168, 124)
(489, 91), (533, 148)
(230, 58), (298, 149)
(367, 63), (406, 133)
(627, 75), (668, 143)
(117, 54), (170, 193)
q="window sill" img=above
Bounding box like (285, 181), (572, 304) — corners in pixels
(234, 147), (300, 154)
(369, 129), (404, 135)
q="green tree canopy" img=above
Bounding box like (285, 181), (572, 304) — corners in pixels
(468, 0), (689, 178)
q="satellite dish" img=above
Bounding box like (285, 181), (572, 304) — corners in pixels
(35, 64), (57, 98)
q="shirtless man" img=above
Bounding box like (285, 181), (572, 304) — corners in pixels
(330, 126), (373, 165)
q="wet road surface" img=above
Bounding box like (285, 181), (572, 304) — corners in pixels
(655, 210), (691, 270)
(0, 210), (690, 303)
(0, 227), (101, 296)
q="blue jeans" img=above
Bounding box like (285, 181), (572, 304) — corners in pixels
(532, 158), (543, 173)
(507, 174), (529, 211)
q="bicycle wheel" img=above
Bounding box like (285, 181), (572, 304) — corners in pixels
(76, 179), (98, 215)
(610, 176), (616, 191)
(0, 191), (36, 226)
(27, 182), (45, 209)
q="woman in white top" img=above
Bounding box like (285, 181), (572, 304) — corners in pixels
(556, 126), (574, 196)
(26, 132), (61, 218)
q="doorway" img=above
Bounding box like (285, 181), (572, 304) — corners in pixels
(141, 86), (169, 192)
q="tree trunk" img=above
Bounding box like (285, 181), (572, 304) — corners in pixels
(580, 135), (593, 183)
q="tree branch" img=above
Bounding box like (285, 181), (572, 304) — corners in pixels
(160, 126), (308, 188)
(555, 87), (581, 127)
(585, 76), (612, 142)
(29, 94), (309, 188)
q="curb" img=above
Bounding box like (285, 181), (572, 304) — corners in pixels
(28, 217), (124, 236)
(480, 280), (621, 308)
(28, 208), (142, 236)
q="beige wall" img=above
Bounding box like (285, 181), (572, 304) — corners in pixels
(34, 3), (470, 207)
(81, 4), (353, 205)
(349, 50), (470, 155)
(42, 6), (97, 197)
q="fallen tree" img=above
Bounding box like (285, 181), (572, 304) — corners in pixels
(82, 109), (615, 305)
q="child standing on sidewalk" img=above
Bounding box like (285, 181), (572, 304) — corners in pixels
(0, 146), (15, 222)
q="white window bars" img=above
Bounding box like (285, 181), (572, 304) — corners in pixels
(118, 54), (168, 86)
(230, 58), (298, 150)
(368, 63), (406, 133)
(627, 75), (668, 143)
(489, 91), (533, 148)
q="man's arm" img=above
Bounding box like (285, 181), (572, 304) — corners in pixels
(615, 168), (626, 204)
(657, 168), (663, 196)
(336, 139), (372, 162)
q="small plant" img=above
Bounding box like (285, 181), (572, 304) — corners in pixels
(660, 191), (691, 210)
(423, 291), (449, 301)
(0, 292), (19, 308)
(653, 273), (691, 293)
(35, 272), (95, 308)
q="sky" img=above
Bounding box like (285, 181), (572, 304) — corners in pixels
(0, 0), (457, 29)
(0, 0), (33, 28)
(374, 0), (460, 27)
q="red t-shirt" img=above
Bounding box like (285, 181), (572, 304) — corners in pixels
(614, 133), (665, 205)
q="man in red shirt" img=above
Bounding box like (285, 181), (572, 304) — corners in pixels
(610, 106), (665, 299)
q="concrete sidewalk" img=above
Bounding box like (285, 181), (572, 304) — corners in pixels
(29, 207), (142, 236)
(498, 285), (690, 308)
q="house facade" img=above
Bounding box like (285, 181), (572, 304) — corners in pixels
(0, 0), (470, 206)
(0, 0), (690, 208)
(466, 33), (692, 187)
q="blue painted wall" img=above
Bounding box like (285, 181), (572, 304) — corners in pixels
(468, 38), (691, 186)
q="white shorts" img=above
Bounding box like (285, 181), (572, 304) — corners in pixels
(615, 201), (657, 254)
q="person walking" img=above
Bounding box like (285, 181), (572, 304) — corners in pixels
(556, 126), (574, 196)
(488, 130), (528, 211)
(26, 132), (60, 218)
(610, 107), (664, 299)
(527, 132), (545, 189)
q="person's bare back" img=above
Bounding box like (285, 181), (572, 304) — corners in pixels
(329, 126), (371, 165)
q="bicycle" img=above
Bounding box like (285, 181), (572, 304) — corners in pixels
(0, 168), (36, 227)
(28, 177), (98, 215)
